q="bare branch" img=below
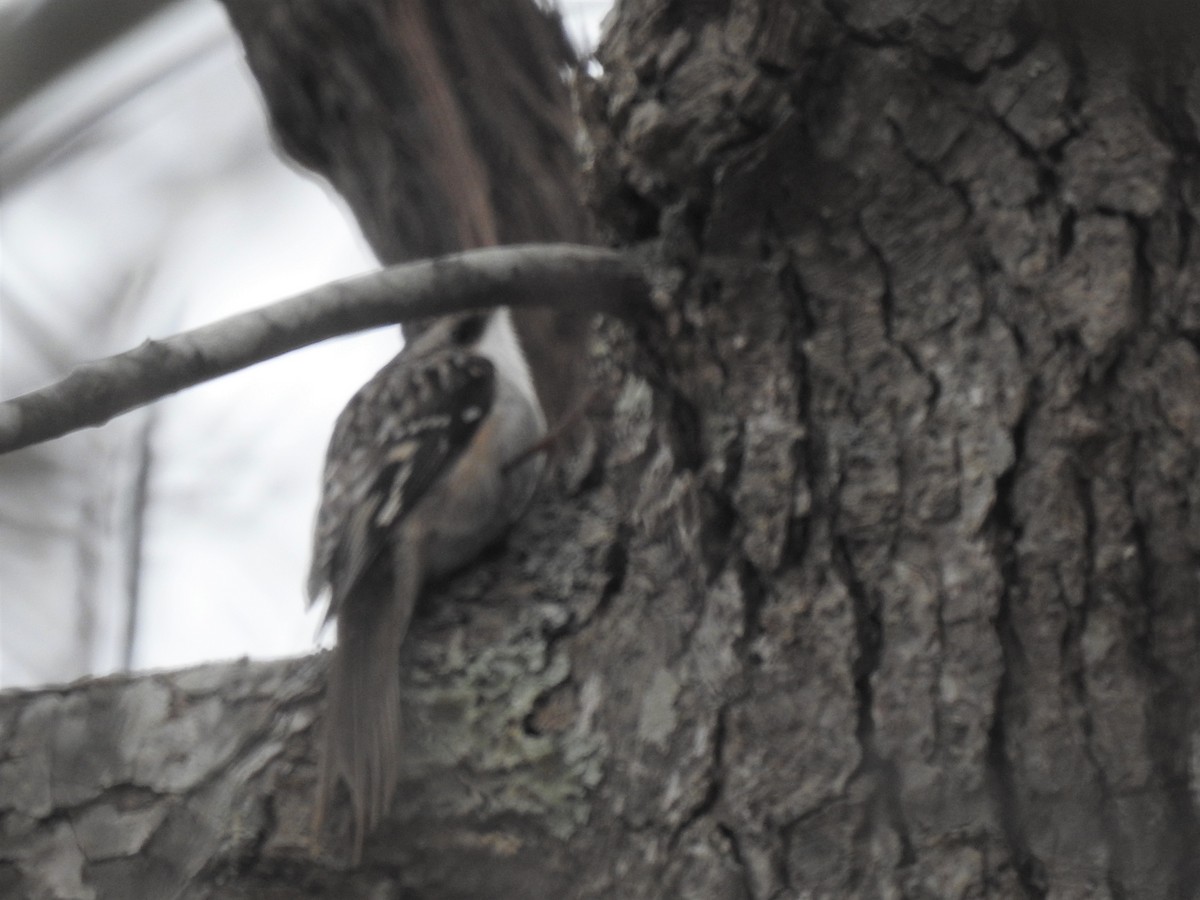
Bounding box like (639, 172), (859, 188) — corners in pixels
(0, 244), (648, 455)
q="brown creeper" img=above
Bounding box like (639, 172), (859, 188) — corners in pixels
(307, 307), (546, 860)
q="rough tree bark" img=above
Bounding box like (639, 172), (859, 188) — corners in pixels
(3, 1), (1200, 899)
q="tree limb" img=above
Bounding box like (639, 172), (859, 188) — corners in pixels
(0, 244), (648, 455)
(0, 0), (177, 121)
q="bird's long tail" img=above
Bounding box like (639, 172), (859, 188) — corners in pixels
(314, 537), (421, 862)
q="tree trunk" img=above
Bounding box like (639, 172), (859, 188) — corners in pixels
(3, 1), (1199, 898)
(581, 3), (1200, 896)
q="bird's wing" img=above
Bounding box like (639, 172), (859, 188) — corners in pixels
(306, 348), (496, 617)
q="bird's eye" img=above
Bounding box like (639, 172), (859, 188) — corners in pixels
(451, 314), (488, 345)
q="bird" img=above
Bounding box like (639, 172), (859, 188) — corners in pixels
(306, 306), (547, 861)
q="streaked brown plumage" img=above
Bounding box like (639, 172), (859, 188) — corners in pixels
(307, 309), (546, 860)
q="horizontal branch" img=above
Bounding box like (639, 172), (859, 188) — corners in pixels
(0, 244), (648, 454)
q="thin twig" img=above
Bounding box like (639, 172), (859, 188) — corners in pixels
(0, 244), (648, 454)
